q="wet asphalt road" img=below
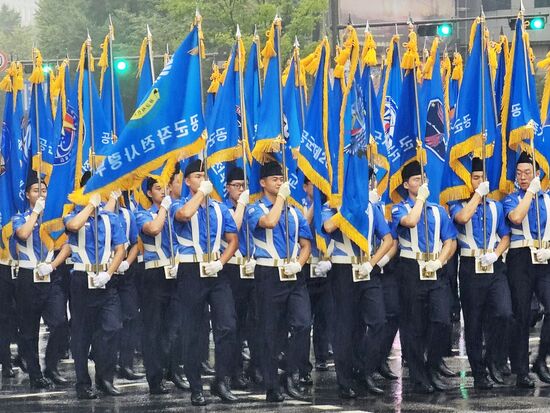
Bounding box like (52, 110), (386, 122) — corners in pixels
(1, 325), (550, 412)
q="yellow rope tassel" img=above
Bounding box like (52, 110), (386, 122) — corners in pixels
(207, 63), (221, 94)
(136, 37), (148, 78)
(422, 37), (439, 80)
(539, 51), (550, 124)
(468, 18), (481, 53)
(451, 52), (463, 83)
(401, 30), (420, 70)
(29, 48), (45, 84)
(361, 31), (378, 68)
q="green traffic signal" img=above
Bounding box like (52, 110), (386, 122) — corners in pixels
(531, 17), (545, 30)
(437, 23), (453, 37)
(115, 60), (128, 72)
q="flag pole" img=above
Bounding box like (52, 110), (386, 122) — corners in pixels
(195, 10), (212, 262)
(236, 25), (252, 264)
(31, 46), (44, 263)
(409, 22), (432, 260)
(255, 26), (263, 99)
(480, 10), (488, 254)
(517, 6), (543, 250)
(108, 15), (117, 144)
(274, 15), (291, 262)
(364, 23), (374, 262)
(85, 30), (100, 275)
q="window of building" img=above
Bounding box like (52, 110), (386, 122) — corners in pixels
(483, 0), (512, 11)
(535, 0), (550, 7)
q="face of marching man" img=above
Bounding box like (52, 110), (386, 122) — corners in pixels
(26, 183), (47, 208)
(516, 162), (539, 191)
(185, 171), (206, 195)
(148, 183), (165, 206)
(227, 180), (245, 203)
(169, 173), (182, 199)
(260, 175), (284, 197)
(403, 174), (427, 197)
(470, 171), (484, 191)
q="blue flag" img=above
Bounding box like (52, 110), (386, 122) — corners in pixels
(10, 66), (28, 213)
(420, 39), (449, 203)
(71, 26), (206, 203)
(494, 35), (508, 124)
(99, 33), (126, 141)
(500, 15), (549, 193)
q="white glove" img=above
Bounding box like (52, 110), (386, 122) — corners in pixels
(277, 182), (291, 200)
(238, 190), (250, 206)
(283, 261), (302, 275)
(89, 193), (101, 208)
(93, 271), (111, 288)
(417, 183), (430, 203)
(480, 252), (498, 267)
(117, 260), (130, 273)
(160, 195), (172, 211)
(198, 180), (213, 196)
(369, 189), (380, 204)
(527, 177), (541, 195)
(204, 260), (223, 275)
(475, 181), (490, 197)
(314, 260), (332, 275)
(110, 190), (122, 201)
(33, 197), (46, 214)
(168, 265), (178, 277)
(377, 254), (390, 268)
(37, 263), (53, 277)
(536, 248), (550, 262)
(244, 258), (256, 274)
(425, 259), (442, 273)
(359, 262), (373, 276)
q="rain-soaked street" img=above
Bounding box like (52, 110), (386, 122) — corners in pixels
(2, 322), (550, 412)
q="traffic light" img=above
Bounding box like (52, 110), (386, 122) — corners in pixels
(437, 23), (453, 37)
(115, 59), (128, 73)
(417, 23), (453, 37)
(509, 16), (546, 30)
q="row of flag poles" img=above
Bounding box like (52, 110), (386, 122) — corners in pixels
(1, 8), (550, 260)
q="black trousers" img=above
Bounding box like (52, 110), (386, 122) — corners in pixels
(140, 267), (177, 387)
(379, 260), (400, 363)
(254, 265), (311, 391)
(225, 263), (258, 374)
(0, 264), (16, 368)
(115, 264), (140, 369)
(507, 247), (550, 375)
(69, 271), (122, 390)
(303, 264), (333, 371)
(177, 263), (237, 392)
(16, 268), (68, 380)
(459, 256), (512, 377)
(329, 264), (385, 388)
(397, 257), (451, 385)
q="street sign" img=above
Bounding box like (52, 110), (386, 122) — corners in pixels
(0, 51), (9, 72)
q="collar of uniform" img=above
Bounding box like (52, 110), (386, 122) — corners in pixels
(184, 196), (216, 208)
(406, 196), (435, 208)
(149, 204), (160, 214)
(517, 189), (545, 198)
(261, 195), (274, 208)
(224, 198), (237, 210)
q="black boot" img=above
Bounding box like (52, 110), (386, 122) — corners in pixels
(201, 361), (215, 375)
(338, 386), (357, 399)
(266, 389), (285, 402)
(211, 377), (238, 403)
(44, 368), (68, 385)
(96, 377), (122, 396)
(76, 386), (98, 399)
(30, 376), (52, 389)
(473, 374), (494, 390)
(378, 360), (398, 380)
(246, 366), (263, 385)
(231, 372), (249, 390)
(516, 373), (535, 388)
(2, 364), (15, 378)
(429, 368), (451, 391)
(487, 362), (504, 384)
(437, 359), (457, 377)
(149, 381), (170, 395)
(166, 370), (190, 390)
(191, 391), (207, 406)
(119, 366), (145, 380)
(366, 374), (384, 395)
(283, 373), (308, 400)
(533, 357), (550, 384)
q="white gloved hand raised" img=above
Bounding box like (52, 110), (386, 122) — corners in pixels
(37, 263), (53, 277)
(527, 177), (541, 195)
(238, 190), (250, 207)
(33, 197), (46, 215)
(277, 182), (291, 200)
(198, 180), (213, 196)
(283, 261), (302, 275)
(475, 181), (490, 197)
(425, 259), (442, 273)
(117, 260), (130, 273)
(416, 183), (430, 203)
(359, 262), (373, 276)
(204, 260), (223, 275)
(314, 260), (332, 276)
(480, 252), (498, 267)
(110, 190), (122, 201)
(535, 248), (550, 262)
(93, 271), (111, 288)
(88, 193), (101, 208)
(160, 195), (172, 211)
(369, 189), (380, 204)
(244, 258), (256, 274)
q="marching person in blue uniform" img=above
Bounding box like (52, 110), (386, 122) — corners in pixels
(64, 171), (127, 399)
(503, 151), (550, 388)
(247, 161), (312, 403)
(222, 166), (258, 390)
(448, 157), (513, 389)
(135, 177), (178, 394)
(322, 171), (394, 399)
(301, 177), (333, 382)
(12, 175), (70, 389)
(392, 161), (457, 394)
(104, 190), (143, 381)
(171, 159), (239, 406)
